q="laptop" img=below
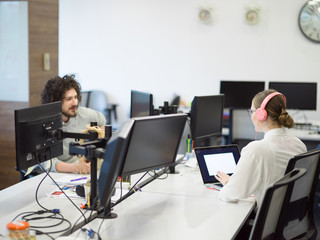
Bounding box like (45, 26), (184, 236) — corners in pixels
(194, 144), (240, 187)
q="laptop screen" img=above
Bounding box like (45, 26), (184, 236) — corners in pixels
(194, 145), (240, 184)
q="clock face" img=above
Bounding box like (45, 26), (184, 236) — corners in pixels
(299, 0), (320, 43)
(199, 8), (212, 24)
(245, 10), (260, 25)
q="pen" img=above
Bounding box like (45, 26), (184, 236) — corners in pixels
(70, 177), (87, 182)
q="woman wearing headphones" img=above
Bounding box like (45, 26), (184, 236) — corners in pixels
(215, 89), (307, 208)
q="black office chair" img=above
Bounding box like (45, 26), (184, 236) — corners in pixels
(249, 168), (307, 240)
(80, 90), (118, 125)
(283, 148), (320, 240)
(18, 168), (40, 181)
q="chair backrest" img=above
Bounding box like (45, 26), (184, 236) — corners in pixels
(80, 90), (118, 125)
(87, 90), (108, 114)
(249, 168), (307, 240)
(79, 91), (91, 108)
(283, 148), (320, 240)
(80, 90), (108, 113)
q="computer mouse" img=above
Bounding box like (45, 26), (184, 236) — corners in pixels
(75, 184), (85, 197)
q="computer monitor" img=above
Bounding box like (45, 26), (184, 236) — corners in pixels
(268, 82), (317, 110)
(170, 95), (180, 107)
(14, 102), (63, 171)
(121, 113), (187, 177)
(130, 90), (154, 117)
(98, 119), (134, 213)
(190, 95), (224, 148)
(220, 81), (265, 109)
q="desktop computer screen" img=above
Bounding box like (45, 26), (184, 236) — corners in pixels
(268, 82), (317, 110)
(220, 81), (265, 109)
(14, 102), (63, 171)
(130, 90), (154, 117)
(190, 95), (224, 147)
(98, 119), (134, 209)
(121, 114), (187, 177)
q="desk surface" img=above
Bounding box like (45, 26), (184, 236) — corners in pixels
(68, 164), (255, 240)
(288, 128), (320, 141)
(0, 173), (96, 239)
(0, 162), (255, 240)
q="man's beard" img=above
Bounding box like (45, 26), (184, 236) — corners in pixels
(62, 105), (78, 119)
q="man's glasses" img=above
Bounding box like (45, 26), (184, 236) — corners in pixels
(247, 109), (256, 117)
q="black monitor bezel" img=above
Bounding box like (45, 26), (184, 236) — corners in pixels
(98, 119), (134, 208)
(190, 94), (224, 147)
(130, 90), (154, 117)
(120, 113), (187, 177)
(220, 80), (265, 109)
(268, 81), (317, 110)
(14, 101), (63, 171)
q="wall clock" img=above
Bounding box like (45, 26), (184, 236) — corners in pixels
(244, 4), (261, 25)
(198, 8), (213, 24)
(245, 9), (260, 25)
(298, 0), (320, 43)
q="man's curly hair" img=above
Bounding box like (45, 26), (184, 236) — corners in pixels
(41, 74), (82, 104)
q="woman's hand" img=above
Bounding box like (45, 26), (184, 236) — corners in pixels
(215, 170), (230, 186)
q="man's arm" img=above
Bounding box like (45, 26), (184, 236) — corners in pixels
(55, 159), (90, 174)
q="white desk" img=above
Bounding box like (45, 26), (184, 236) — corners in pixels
(0, 173), (96, 239)
(68, 164), (255, 240)
(288, 128), (320, 141)
(0, 163), (255, 240)
(141, 163), (222, 198)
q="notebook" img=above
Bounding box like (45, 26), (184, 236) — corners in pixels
(194, 144), (240, 185)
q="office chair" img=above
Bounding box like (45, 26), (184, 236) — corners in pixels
(80, 91), (90, 108)
(249, 168), (307, 240)
(283, 148), (320, 240)
(80, 90), (118, 125)
(18, 168), (39, 181)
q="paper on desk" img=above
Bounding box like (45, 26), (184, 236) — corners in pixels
(48, 186), (83, 199)
(185, 157), (198, 168)
(53, 174), (90, 185)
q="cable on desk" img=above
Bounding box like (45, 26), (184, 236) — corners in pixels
(95, 172), (150, 238)
(10, 151), (91, 239)
(34, 231), (55, 240)
(11, 210), (72, 238)
(36, 157), (88, 224)
(28, 212), (71, 234)
(70, 208), (91, 233)
(22, 211), (64, 226)
(112, 171), (148, 208)
(13, 154), (87, 237)
(97, 208), (112, 238)
(70, 194), (102, 234)
(147, 168), (168, 180)
(81, 227), (102, 240)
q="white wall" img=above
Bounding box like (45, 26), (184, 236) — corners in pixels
(59, 0), (320, 125)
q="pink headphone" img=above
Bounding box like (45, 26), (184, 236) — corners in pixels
(255, 92), (286, 121)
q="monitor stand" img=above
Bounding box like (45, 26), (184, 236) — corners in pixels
(69, 125), (117, 219)
(97, 199), (117, 219)
(169, 164), (179, 174)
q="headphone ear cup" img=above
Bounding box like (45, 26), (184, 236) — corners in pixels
(255, 107), (267, 121)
